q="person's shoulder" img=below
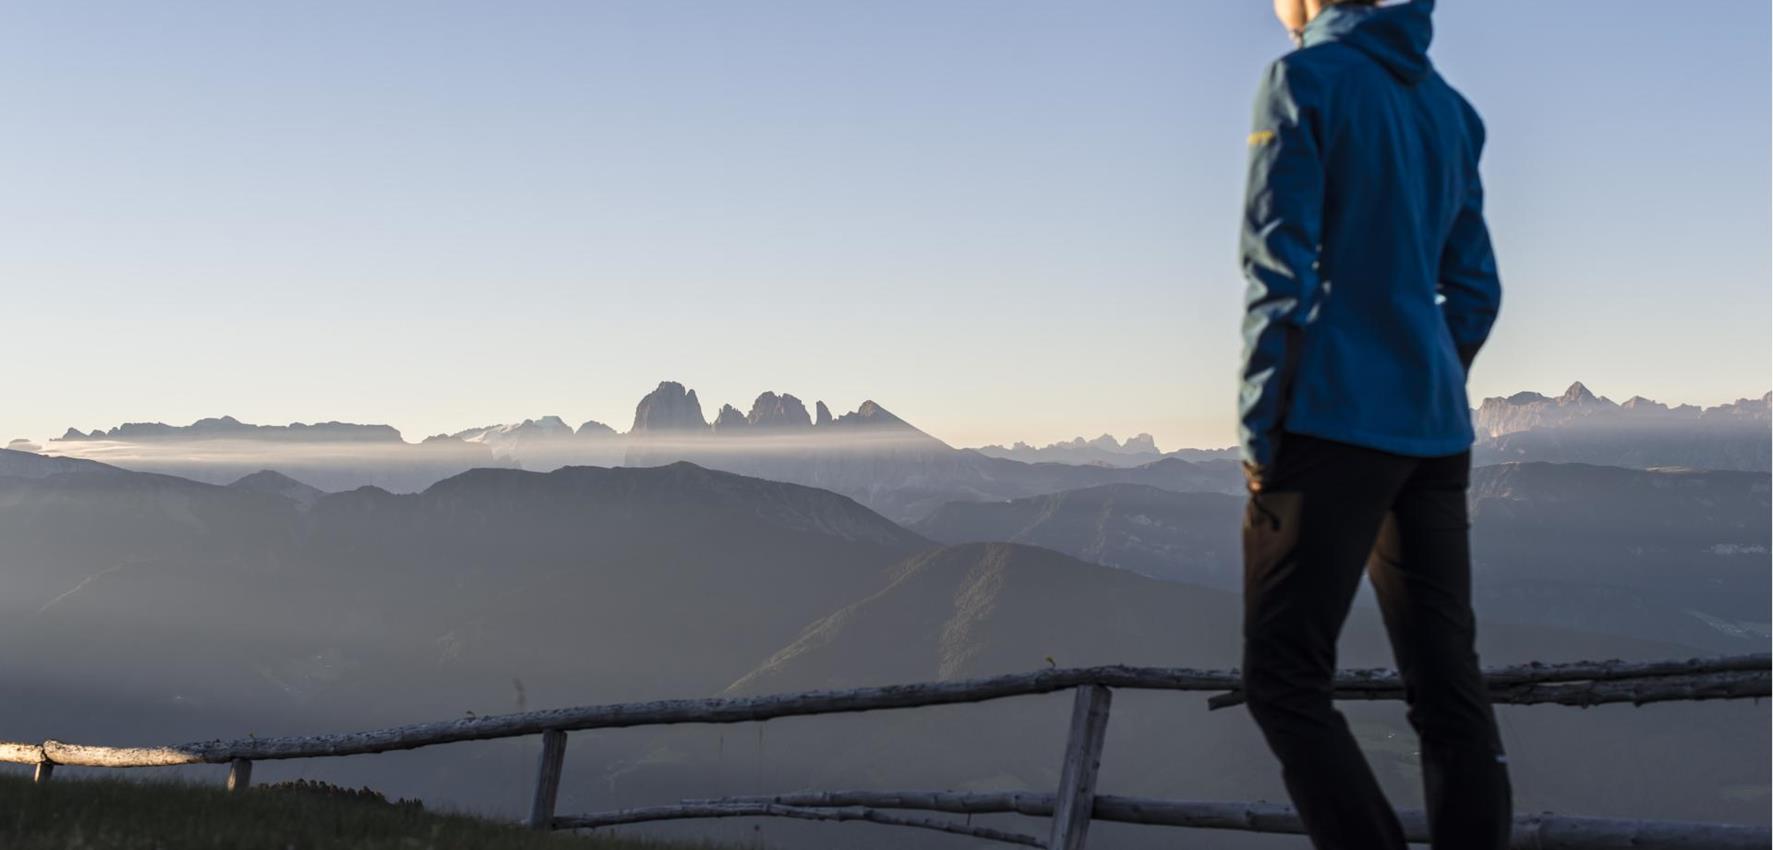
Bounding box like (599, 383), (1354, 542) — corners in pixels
(1258, 46), (1342, 100)
(1272, 43), (1369, 79)
(1430, 73), (1487, 147)
(1259, 44), (1369, 101)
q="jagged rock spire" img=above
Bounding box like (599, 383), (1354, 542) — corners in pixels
(630, 381), (708, 433)
(747, 393), (812, 429)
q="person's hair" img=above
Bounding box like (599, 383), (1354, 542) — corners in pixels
(1325, 0), (1380, 5)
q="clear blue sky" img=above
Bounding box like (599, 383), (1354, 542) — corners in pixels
(3, 1), (1767, 449)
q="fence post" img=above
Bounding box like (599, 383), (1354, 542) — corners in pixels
(227, 759), (253, 792)
(527, 729), (569, 830)
(1049, 684), (1112, 850)
(32, 761), (53, 784)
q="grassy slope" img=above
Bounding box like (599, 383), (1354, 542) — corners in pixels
(0, 774), (734, 850)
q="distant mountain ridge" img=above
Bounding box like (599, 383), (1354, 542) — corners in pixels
(974, 433), (1164, 466)
(58, 415), (402, 443)
(625, 382), (927, 437)
(0, 447), (118, 479)
(1473, 382), (1771, 471)
(1474, 381), (1769, 437)
(34, 380), (1769, 512)
(973, 435), (1243, 467)
(37, 382), (1243, 519)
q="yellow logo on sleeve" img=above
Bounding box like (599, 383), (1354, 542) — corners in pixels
(1248, 129), (1277, 146)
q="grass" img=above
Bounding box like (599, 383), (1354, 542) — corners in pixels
(0, 773), (735, 850)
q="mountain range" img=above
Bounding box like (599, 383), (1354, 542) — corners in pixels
(911, 466), (1770, 652)
(0, 447), (1763, 846)
(1472, 382), (1771, 470)
(31, 382), (1248, 522)
(27, 380), (1769, 527)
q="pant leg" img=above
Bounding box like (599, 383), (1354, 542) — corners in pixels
(1242, 433), (1415, 850)
(1367, 449), (1513, 850)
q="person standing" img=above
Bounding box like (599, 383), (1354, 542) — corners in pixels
(1236, 1), (1511, 848)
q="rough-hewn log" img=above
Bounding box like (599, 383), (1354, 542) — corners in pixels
(0, 743), (43, 764)
(1, 655), (1763, 767)
(1208, 669), (1771, 710)
(669, 790), (1773, 850)
(1510, 811), (1771, 849)
(4, 667), (1229, 766)
(1205, 660), (1773, 713)
(1477, 653), (1773, 685)
(39, 742), (206, 767)
(526, 730), (568, 830)
(1049, 685), (1111, 850)
(553, 802), (1046, 847)
(687, 789), (1057, 817)
(1488, 670), (1772, 709)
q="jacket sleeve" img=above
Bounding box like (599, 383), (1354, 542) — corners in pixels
(1238, 59), (1326, 469)
(1439, 100), (1501, 371)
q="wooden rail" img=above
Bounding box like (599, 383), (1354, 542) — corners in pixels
(561, 792), (1773, 850)
(3, 653), (1766, 849)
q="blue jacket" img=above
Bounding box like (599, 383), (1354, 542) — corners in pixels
(1237, 0), (1499, 469)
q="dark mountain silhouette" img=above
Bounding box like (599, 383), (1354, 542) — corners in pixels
(911, 484), (1243, 588)
(655, 542), (1759, 847)
(1465, 462), (1771, 649)
(910, 464), (1770, 653)
(0, 462), (928, 725)
(0, 447), (118, 479)
(728, 543), (1254, 695)
(0, 459), (1763, 844)
(747, 392), (814, 429)
(629, 381), (709, 432)
(0, 460), (937, 838)
(228, 469), (326, 509)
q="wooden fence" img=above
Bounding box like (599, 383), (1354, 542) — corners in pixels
(3, 653), (1767, 849)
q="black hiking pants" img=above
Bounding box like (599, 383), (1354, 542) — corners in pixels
(1242, 432), (1512, 850)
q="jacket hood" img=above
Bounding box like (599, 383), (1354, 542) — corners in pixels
(1303, 0), (1434, 85)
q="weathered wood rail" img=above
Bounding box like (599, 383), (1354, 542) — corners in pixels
(3, 653), (1766, 849)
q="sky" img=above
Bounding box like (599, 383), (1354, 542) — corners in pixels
(2, 1), (1768, 451)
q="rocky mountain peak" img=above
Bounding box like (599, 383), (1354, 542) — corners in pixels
(1560, 382), (1600, 404)
(815, 401), (833, 427)
(834, 400), (911, 430)
(535, 415), (571, 431)
(748, 392), (812, 429)
(228, 469), (325, 508)
(631, 381), (708, 433)
(713, 404), (749, 432)
(577, 420), (616, 438)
